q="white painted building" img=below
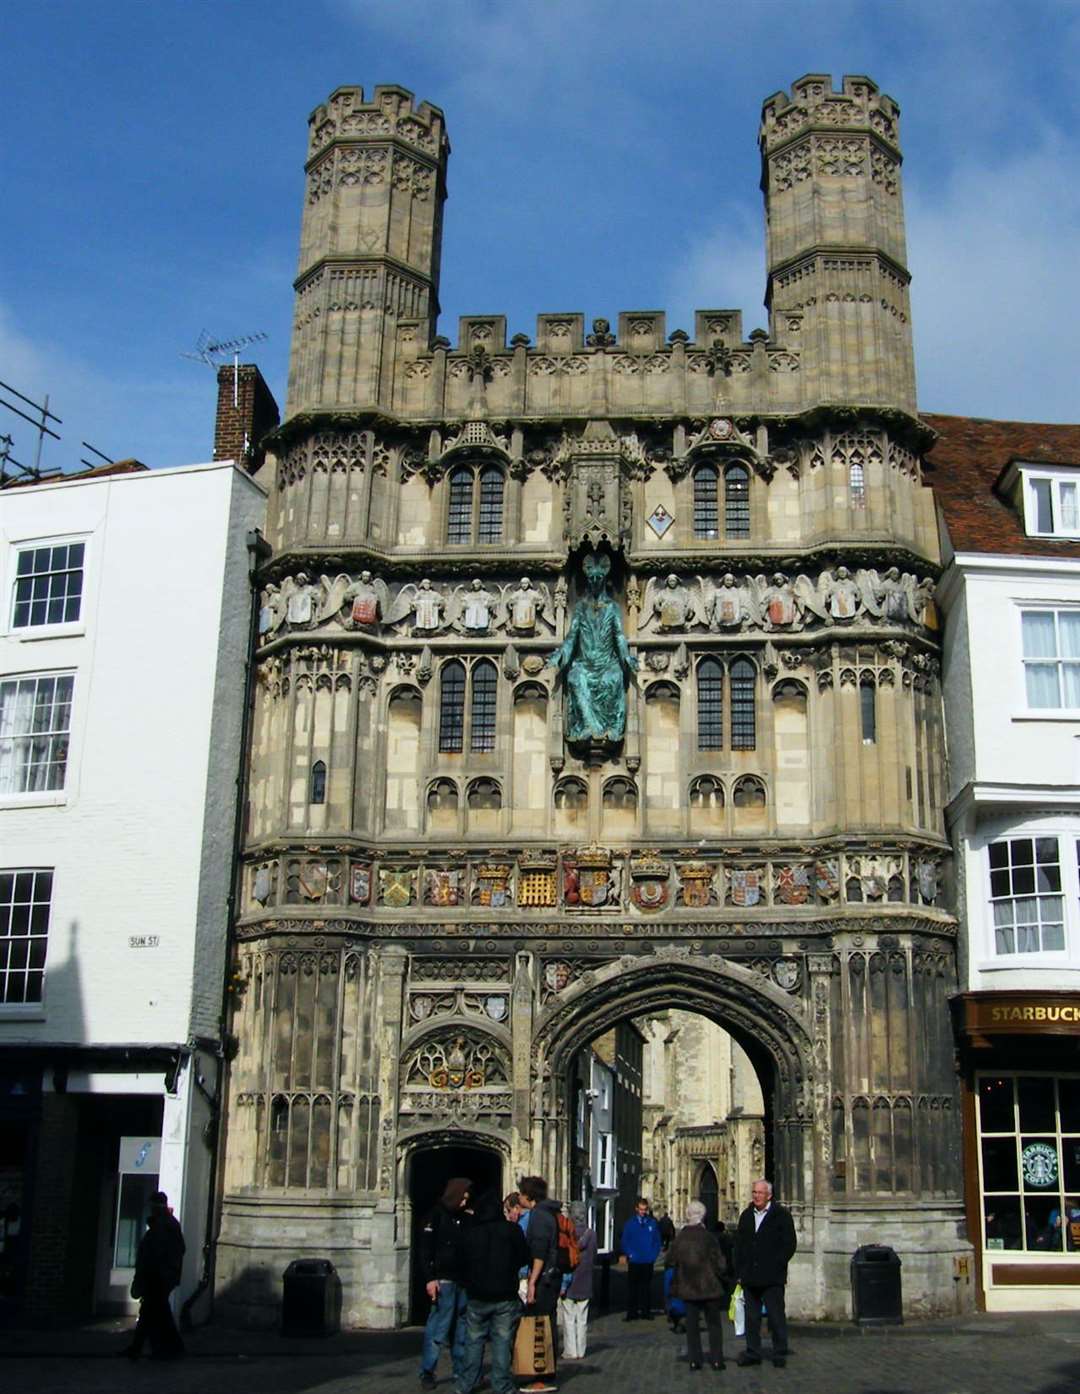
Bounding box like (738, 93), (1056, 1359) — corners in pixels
(931, 413), (1080, 1311)
(0, 458), (265, 1323)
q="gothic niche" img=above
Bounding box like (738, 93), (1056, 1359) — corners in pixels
(548, 551), (637, 762)
(400, 1030), (512, 1121)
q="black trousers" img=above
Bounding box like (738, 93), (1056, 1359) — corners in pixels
(684, 1297), (724, 1365)
(743, 1282), (788, 1358)
(131, 1287), (185, 1357)
(626, 1262), (654, 1316)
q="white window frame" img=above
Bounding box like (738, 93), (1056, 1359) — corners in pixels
(980, 819), (1080, 967)
(0, 867), (53, 1014)
(0, 669), (75, 806)
(6, 533), (89, 640)
(1017, 605), (1080, 715)
(1020, 468), (1080, 540)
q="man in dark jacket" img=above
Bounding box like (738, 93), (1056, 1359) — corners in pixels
(453, 1190), (529, 1394)
(734, 1179), (797, 1369)
(121, 1191), (186, 1360)
(518, 1175), (562, 1393)
(419, 1177), (472, 1390)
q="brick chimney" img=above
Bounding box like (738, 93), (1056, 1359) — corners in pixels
(213, 363), (280, 472)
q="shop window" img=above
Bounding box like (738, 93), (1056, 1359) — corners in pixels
(977, 1073), (1080, 1256)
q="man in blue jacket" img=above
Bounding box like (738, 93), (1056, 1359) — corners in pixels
(619, 1197), (662, 1320)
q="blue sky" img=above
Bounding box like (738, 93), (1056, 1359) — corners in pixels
(3, 0), (1079, 472)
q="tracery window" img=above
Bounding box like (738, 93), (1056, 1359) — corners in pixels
(724, 464), (750, 538)
(850, 461), (866, 509)
(446, 463), (505, 545)
(438, 661), (466, 752)
(730, 658), (757, 750)
(470, 660), (498, 752)
(693, 464), (719, 540)
(860, 679), (876, 744)
(696, 658), (724, 750)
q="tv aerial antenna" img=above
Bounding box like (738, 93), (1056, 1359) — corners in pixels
(181, 329), (269, 406)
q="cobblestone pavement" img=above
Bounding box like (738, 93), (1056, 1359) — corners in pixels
(3, 1307), (1080, 1394)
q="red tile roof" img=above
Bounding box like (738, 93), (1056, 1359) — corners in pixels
(922, 412), (1080, 558)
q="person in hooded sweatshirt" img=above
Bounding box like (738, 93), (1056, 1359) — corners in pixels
(419, 1176), (473, 1390)
(453, 1189), (530, 1394)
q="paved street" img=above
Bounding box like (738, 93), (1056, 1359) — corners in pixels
(3, 1306), (1079, 1394)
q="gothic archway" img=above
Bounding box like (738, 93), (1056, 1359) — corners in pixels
(532, 950), (817, 1214)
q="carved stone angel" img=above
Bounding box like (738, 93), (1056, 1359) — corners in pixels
(449, 578), (496, 634)
(761, 572), (799, 629)
(857, 567), (919, 624)
(641, 573), (701, 632)
(503, 576), (554, 634)
(795, 568), (859, 624)
(318, 570), (390, 630)
(285, 572), (321, 628)
(259, 581), (288, 637)
(709, 573), (763, 630)
(385, 578), (446, 633)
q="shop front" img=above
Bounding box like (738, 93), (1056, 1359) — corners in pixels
(952, 991), (1080, 1310)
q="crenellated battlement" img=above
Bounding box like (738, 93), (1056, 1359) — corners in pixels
(307, 84), (449, 164)
(437, 310), (749, 356)
(760, 73), (900, 152)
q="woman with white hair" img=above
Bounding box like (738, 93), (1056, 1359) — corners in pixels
(557, 1201), (597, 1360)
(665, 1200), (731, 1371)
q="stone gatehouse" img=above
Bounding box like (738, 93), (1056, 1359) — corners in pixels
(215, 73), (968, 1326)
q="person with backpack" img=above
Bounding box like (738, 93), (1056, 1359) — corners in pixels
(619, 1197), (662, 1321)
(557, 1201), (595, 1361)
(517, 1176), (563, 1393)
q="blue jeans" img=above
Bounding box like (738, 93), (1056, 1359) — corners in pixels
(421, 1279), (468, 1378)
(455, 1297), (521, 1394)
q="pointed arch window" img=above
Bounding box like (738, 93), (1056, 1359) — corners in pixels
(478, 467), (504, 543)
(724, 464), (750, 538)
(446, 463), (505, 545)
(697, 657), (724, 750)
(447, 467), (473, 544)
(470, 660), (498, 752)
(730, 657), (757, 749)
(693, 464), (719, 539)
(850, 460), (866, 509)
(438, 660), (466, 752)
(310, 760), (327, 805)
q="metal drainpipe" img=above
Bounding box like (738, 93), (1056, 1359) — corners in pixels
(180, 525), (270, 1331)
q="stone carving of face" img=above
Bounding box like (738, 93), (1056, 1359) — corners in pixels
(665, 574), (678, 589)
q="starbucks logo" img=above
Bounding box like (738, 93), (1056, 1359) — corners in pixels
(1021, 1141), (1059, 1187)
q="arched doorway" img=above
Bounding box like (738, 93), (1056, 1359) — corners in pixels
(406, 1140), (503, 1322)
(534, 953), (814, 1221)
(698, 1162), (720, 1231)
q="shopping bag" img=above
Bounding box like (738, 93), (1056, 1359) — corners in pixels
(512, 1313), (556, 1377)
(728, 1282), (745, 1336)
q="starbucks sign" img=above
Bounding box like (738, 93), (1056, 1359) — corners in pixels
(1021, 1141), (1059, 1188)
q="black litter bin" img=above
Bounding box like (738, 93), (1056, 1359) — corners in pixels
(850, 1244), (902, 1325)
(282, 1258), (342, 1337)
